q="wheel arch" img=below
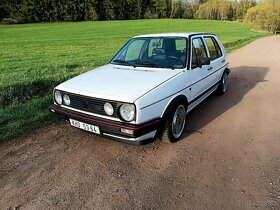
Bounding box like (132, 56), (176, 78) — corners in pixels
(219, 67), (230, 81)
(156, 94), (188, 140)
(225, 67), (230, 75)
(161, 94), (189, 121)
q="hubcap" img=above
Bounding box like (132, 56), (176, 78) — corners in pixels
(222, 73), (228, 92)
(172, 105), (186, 139)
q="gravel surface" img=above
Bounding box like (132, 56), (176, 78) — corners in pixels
(1, 36), (280, 210)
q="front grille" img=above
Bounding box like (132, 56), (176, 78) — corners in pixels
(66, 93), (118, 117)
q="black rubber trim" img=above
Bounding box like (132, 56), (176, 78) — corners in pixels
(109, 39), (132, 63)
(140, 63), (228, 110)
(190, 63), (228, 86)
(188, 81), (219, 105)
(226, 68), (230, 74)
(202, 36), (223, 61)
(110, 36), (188, 70)
(187, 33), (216, 70)
(48, 104), (161, 139)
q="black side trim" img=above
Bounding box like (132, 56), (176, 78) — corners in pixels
(140, 88), (187, 110)
(140, 63), (228, 110)
(188, 81), (219, 105)
(191, 63), (228, 86)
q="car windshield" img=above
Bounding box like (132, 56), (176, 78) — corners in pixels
(111, 37), (188, 69)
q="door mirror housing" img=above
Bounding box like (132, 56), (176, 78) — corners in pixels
(201, 57), (211, 66)
(197, 57), (210, 68)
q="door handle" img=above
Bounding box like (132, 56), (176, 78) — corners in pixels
(222, 59), (225, 63)
(208, 66), (213, 71)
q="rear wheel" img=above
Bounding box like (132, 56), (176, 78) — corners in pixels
(161, 104), (186, 143)
(217, 72), (229, 95)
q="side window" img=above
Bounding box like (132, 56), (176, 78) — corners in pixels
(191, 38), (208, 69)
(124, 39), (145, 61)
(204, 37), (222, 60)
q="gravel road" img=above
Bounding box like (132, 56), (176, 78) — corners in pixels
(1, 36), (280, 210)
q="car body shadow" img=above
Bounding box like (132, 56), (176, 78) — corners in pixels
(181, 66), (269, 139)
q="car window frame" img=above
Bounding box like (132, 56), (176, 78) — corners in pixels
(110, 37), (189, 70)
(190, 36), (209, 70)
(119, 38), (148, 62)
(203, 36), (223, 61)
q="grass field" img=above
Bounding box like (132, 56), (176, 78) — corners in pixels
(0, 19), (268, 142)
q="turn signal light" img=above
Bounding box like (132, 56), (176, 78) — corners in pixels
(120, 128), (134, 135)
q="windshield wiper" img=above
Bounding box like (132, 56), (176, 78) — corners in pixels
(135, 60), (164, 68)
(169, 65), (177, 70)
(112, 59), (135, 68)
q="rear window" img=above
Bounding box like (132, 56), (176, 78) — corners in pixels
(204, 37), (222, 60)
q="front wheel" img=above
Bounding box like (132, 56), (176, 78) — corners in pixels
(161, 104), (186, 143)
(217, 72), (229, 95)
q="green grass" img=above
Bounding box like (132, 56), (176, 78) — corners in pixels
(0, 19), (268, 142)
(0, 95), (59, 141)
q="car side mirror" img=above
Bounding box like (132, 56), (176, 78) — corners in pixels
(202, 57), (211, 66)
(197, 57), (210, 68)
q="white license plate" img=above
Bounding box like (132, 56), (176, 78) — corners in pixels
(69, 119), (100, 134)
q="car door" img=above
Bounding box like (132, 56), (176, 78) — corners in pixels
(189, 36), (211, 102)
(203, 36), (226, 85)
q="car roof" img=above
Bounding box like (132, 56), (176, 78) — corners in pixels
(133, 32), (215, 38)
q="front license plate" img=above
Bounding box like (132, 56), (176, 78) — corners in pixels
(69, 119), (100, 134)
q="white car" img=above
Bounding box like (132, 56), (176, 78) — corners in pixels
(49, 32), (229, 145)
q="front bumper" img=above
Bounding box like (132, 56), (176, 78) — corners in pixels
(48, 104), (161, 144)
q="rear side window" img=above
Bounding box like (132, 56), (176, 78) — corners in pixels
(204, 37), (222, 60)
(191, 38), (208, 69)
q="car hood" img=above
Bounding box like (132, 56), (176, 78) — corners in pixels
(56, 64), (182, 103)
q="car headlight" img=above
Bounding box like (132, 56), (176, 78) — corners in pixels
(119, 104), (135, 122)
(63, 94), (71, 106)
(104, 102), (114, 116)
(54, 90), (62, 105)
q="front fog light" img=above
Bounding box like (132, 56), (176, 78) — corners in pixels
(63, 94), (71, 106)
(104, 102), (114, 116)
(54, 91), (62, 105)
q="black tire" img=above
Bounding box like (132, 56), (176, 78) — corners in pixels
(217, 71), (229, 95)
(161, 104), (186, 143)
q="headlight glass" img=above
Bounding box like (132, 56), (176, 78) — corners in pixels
(54, 90), (62, 105)
(63, 94), (71, 106)
(104, 102), (114, 116)
(119, 104), (135, 122)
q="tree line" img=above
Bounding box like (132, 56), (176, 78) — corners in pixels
(0, 0), (257, 22)
(244, 0), (280, 33)
(0, 0), (279, 32)
(0, 0), (148, 22)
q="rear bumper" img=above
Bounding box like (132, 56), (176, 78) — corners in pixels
(48, 104), (161, 144)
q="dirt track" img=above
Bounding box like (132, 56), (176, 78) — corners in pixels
(1, 36), (280, 210)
